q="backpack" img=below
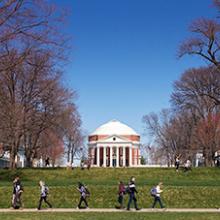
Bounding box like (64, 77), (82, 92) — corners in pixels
(125, 186), (131, 194)
(150, 187), (157, 197)
(44, 186), (49, 195)
(85, 187), (90, 197)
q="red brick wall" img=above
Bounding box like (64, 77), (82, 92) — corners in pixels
(88, 134), (140, 142)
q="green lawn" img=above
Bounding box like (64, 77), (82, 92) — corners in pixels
(0, 167), (220, 208)
(0, 213), (220, 220)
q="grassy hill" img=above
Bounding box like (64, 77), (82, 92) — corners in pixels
(1, 213), (220, 220)
(0, 167), (220, 208)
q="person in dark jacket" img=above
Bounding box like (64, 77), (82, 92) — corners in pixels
(127, 177), (140, 211)
(12, 176), (23, 209)
(175, 154), (181, 172)
(115, 181), (126, 209)
(77, 182), (89, 209)
(37, 181), (52, 210)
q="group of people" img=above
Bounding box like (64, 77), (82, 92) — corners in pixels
(11, 176), (165, 210)
(12, 177), (52, 210)
(115, 177), (165, 210)
(175, 154), (192, 172)
(11, 177), (91, 210)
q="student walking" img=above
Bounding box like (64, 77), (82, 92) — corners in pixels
(37, 181), (52, 210)
(12, 176), (23, 209)
(77, 182), (90, 209)
(127, 177), (140, 211)
(151, 182), (165, 208)
(115, 181), (126, 209)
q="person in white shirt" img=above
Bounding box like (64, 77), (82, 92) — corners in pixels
(151, 182), (165, 208)
(184, 159), (192, 172)
(37, 181), (52, 210)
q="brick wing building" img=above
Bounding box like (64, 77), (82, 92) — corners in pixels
(88, 120), (141, 167)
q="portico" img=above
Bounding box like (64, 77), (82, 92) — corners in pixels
(88, 120), (141, 167)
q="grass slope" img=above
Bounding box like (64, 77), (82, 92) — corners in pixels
(0, 213), (220, 220)
(0, 168), (220, 208)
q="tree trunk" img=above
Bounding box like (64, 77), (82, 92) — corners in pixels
(71, 144), (74, 164)
(9, 146), (17, 169)
(25, 149), (33, 168)
(25, 156), (32, 168)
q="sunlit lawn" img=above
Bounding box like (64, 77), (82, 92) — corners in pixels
(0, 168), (220, 208)
(1, 212), (220, 220)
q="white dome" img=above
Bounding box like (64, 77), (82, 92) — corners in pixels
(90, 120), (138, 136)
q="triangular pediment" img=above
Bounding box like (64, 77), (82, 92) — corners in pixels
(98, 135), (131, 143)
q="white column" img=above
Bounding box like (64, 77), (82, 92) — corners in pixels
(103, 146), (106, 167)
(129, 147), (132, 167)
(123, 146), (126, 167)
(116, 146), (119, 167)
(97, 146), (100, 167)
(110, 146), (113, 167)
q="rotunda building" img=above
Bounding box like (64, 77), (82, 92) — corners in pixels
(88, 120), (141, 167)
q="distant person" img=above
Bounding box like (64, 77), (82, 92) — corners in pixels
(77, 182), (90, 209)
(175, 154), (181, 172)
(12, 176), (23, 209)
(127, 177), (140, 211)
(45, 157), (50, 167)
(37, 180), (52, 210)
(115, 181), (126, 209)
(184, 159), (192, 172)
(151, 182), (165, 208)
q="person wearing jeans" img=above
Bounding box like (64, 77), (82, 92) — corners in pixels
(127, 177), (140, 211)
(37, 181), (52, 210)
(152, 182), (165, 208)
(77, 182), (89, 209)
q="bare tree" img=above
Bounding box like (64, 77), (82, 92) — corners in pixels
(193, 113), (220, 166)
(171, 66), (220, 117)
(65, 110), (84, 166)
(0, 1), (73, 169)
(178, 1), (220, 68)
(39, 129), (65, 167)
(179, 18), (220, 67)
(171, 66), (220, 166)
(143, 109), (176, 166)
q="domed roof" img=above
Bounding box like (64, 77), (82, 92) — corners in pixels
(90, 120), (139, 136)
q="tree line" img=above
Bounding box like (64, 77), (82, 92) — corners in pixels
(0, 0), (83, 169)
(143, 0), (220, 167)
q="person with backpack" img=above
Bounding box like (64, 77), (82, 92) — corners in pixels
(127, 177), (140, 211)
(37, 180), (52, 210)
(77, 182), (90, 209)
(151, 182), (165, 208)
(115, 181), (126, 209)
(12, 176), (23, 209)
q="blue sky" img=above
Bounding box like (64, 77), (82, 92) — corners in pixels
(55, 0), (216, 140)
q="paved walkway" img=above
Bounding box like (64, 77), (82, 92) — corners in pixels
(0, 208), (220, 213)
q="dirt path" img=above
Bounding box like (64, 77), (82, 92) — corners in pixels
(0, 208), (220, 213)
